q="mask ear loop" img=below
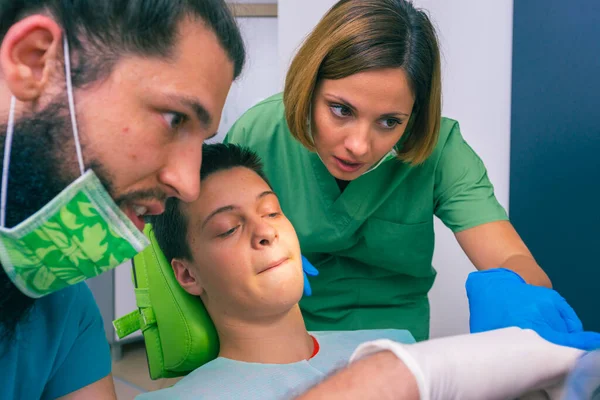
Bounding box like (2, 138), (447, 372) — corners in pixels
(362, 148), (399, 176)
(0, 97), (17, 228)
(63, 35), (85, 176)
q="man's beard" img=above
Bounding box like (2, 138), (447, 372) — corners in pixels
(0, 96), (116, 342)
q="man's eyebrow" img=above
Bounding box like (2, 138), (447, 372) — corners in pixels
(201, 191), (276, 229)
(166, 94), (212, 128)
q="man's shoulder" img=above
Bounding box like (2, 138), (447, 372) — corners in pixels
(31, 282), (107, 372)
(36, 282), (99, 324)
(1, 282), (100, 358)
(0, 283), (106, 399)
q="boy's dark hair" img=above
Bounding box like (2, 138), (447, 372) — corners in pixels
(0, 0), (245, 86)
(150, 143), (269, 263)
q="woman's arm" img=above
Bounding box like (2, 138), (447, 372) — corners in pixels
(459, 221), (600, 350)
(455, 220), (551, 287)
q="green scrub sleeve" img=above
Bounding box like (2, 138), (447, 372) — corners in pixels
(433, 121), (509, 232)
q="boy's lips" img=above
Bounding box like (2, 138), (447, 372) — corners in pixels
(259, 257), (290, 274)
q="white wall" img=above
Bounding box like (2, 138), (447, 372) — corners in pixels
(419, 0), (514, 338)
(215, 17), (280, 142)
(277, 0), (514, 338)
(278, 0), (337, 89)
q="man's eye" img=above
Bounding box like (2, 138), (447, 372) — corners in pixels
(163, 112), (187, 129)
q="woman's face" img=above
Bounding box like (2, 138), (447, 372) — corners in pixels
(311, 68), (415, 180)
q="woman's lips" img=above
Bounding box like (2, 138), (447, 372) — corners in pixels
(333, 156), (364, 173)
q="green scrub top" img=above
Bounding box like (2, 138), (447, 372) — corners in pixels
(224, 93), (508, 341)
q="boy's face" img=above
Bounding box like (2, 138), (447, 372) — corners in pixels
(173, 167), (304, 320)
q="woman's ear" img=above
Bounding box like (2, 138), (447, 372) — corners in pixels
(172, 258), (204, 296)
(0, 15), (63, 102)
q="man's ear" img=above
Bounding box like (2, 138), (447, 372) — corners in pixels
(172, 258), (204, 296)
(0, 15), (63, 102)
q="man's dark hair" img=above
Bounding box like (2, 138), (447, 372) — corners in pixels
(151, 143), (269, 264)
(0, 0), (246, 85)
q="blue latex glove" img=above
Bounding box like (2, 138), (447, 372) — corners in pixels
(301, 255), (319, 296)
(563, 349), (600, 399)
(466, 268), (600, 350)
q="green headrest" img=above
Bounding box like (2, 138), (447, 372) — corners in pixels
(113, 224), (219, 379)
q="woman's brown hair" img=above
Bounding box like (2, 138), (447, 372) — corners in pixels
(284, 0), (442, 165)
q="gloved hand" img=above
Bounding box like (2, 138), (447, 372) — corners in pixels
(562, 349), (600, 399)
(301, 255), (319, 296)
(466, 268), (600, 350)
(350, 327), (584, 400)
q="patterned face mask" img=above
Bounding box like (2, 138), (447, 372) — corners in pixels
(0, 36), (149, 298)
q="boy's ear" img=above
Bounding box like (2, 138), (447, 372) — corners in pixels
(172, 258), (204, 296)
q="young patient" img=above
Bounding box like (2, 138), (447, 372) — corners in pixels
(139, 143), (415, 399)
(139, 143), (584, 400)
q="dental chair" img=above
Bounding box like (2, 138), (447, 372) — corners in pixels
(112, 224), (219, 379)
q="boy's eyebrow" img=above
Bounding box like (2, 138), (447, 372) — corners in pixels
(201, 191), (276, 229)
(257, 190), (276, 199)
(202, 205), (236, 229)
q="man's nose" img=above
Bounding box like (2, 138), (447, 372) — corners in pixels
(158, 141), (202, 202)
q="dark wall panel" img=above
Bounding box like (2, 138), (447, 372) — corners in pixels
(511, 1), (600, 331)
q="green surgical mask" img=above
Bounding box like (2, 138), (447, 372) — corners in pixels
(361, 148), (398, 175)
(0, 36), (149, 298)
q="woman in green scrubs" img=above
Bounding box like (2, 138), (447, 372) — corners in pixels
(224, 0), (599, 349)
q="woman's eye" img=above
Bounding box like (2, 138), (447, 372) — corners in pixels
(379, 118), (401, 129)
(266, 212), (280, 218)
(330, 104), (352, 118)
(163, 112), (187, 129)
(218, 226), (238, 238)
